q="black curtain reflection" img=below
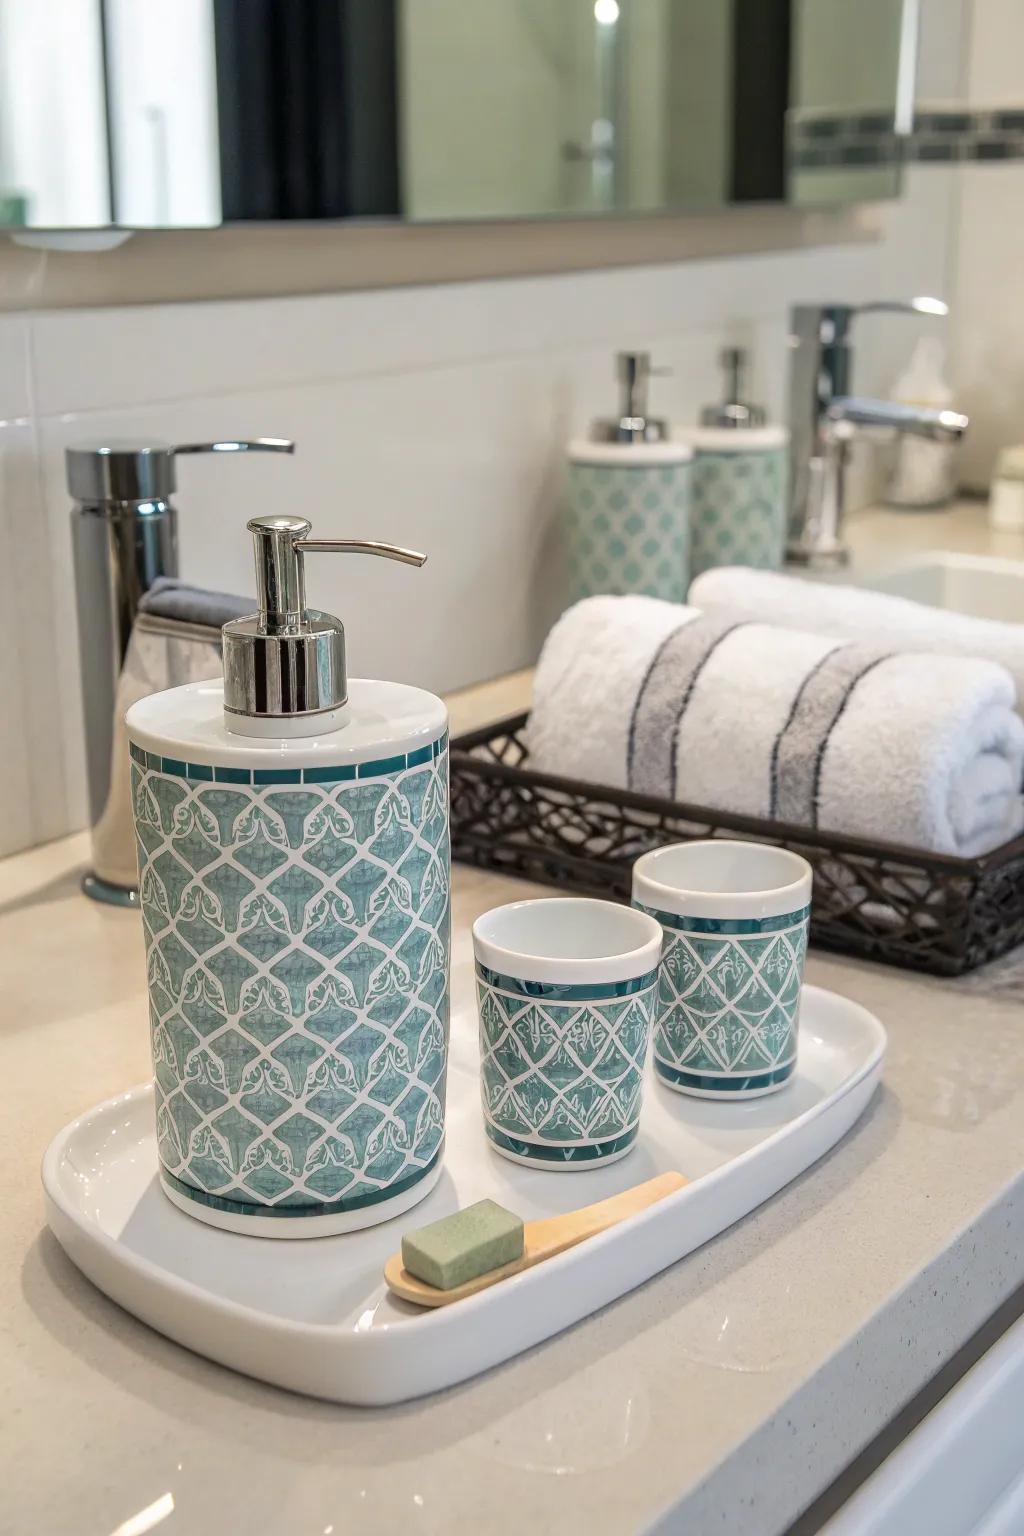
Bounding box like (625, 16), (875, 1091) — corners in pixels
(213, 0), (399, 220)
(730, 0), (791, 202)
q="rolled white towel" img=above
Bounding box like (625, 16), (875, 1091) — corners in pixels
(689, 565), (1024, 709)
(527, 594), (1024, 857)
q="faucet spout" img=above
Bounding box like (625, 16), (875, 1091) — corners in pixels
(826, 396), (968, 443)
(786, 298), (967, 567)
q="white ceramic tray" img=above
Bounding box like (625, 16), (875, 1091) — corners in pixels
(42, 983), (885, 1406)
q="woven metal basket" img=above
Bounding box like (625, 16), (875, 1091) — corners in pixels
(450, 713), (1024, 977)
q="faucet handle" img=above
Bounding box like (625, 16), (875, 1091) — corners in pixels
(172, 438), (295, 456)
(791, 299), (949, 346)
(65, 437), (294, 503)
(825, 396), (967, 441)
(848, 297), (948, 322)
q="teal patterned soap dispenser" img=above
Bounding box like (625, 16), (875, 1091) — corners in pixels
(680, 347), (790, 578)
(125, 516), (450, 1238)
(566, 351), (693, 604)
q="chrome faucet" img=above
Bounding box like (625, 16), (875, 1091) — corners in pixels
(66, 437), (294, 904)
(785, 300), (968, 565)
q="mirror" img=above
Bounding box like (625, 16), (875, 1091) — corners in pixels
(0, 0), (912, 232)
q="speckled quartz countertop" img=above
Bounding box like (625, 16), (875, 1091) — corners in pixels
(843, 494), (1024, 568)
(7, 507), (1024, 1536)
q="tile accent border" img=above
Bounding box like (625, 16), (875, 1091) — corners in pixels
(129, 731), (448, 785)
(789, 105), (1024, 169)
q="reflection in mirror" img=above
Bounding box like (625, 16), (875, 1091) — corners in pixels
(401, 0), (762, 219)
(789, 0), (912, 205)
(0, 0), (912, 233)
(0, 0), (111, 227)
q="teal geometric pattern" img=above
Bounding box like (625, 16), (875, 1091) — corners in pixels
(566, 461), (691, 604)
(637, 901), (807, 1088)
(131, 739), (450, 1217)
(689, 448), (787, 578)
(477, 964), (655, 1166)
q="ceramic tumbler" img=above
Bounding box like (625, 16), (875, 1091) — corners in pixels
(678, 426), (789, 578)
(473, 898), (662, 1168)
(633, 840), (811, 1099)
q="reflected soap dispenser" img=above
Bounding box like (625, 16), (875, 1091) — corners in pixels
(679, 347), (790, 578)
(125, 516), (450, 1238)
(566, 351), (693, 604)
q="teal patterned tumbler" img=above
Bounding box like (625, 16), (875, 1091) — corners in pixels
(679, 426), (789, 579)
(566, 441), (694, 604)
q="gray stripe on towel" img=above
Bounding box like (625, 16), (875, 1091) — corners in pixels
(772, 644), (894, 826)
(628, 613), (747, 796)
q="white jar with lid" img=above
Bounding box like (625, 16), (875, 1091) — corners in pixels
(885, 337), (958, 509)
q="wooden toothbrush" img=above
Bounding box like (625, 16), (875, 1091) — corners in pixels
(384, 1170), (688, 1308)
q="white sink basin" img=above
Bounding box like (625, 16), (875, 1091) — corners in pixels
(859, 551), (1024, 623)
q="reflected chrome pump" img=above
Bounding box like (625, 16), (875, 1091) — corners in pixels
(67, 437), (294, 904)
(785, 300), (968, 566)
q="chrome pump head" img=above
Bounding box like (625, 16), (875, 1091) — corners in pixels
(222, 516), (426, 720)
(592, 351), (671, 443)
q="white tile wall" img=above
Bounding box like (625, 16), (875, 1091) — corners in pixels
(0, 167), (958, 856)
(963, 0), (1024, 105)
(948, 165), (1024, 489)
(942, 0), (1024, 490)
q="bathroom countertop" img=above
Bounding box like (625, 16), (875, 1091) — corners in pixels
(6, 602), (1024, 1536)
(843, 493), (1024, 568)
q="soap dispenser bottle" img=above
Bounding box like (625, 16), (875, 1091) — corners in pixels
(565, 351), (693, 604)
(125, 516), (450, 1238)
(679, 346), (790, 578)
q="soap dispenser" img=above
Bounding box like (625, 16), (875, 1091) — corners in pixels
(679, 346), (790, 579)
(565, 351), (693, 604)
(125, 516), (450, 1238)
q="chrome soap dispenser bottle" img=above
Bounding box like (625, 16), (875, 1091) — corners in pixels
(565, 351), (693, 604)
(125, 516), (450, 1238)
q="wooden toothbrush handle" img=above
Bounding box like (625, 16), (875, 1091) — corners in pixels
(525, 1170), (688, 1260)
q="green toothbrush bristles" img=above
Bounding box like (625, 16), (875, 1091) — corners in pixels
(401, 1199), (525, 1290)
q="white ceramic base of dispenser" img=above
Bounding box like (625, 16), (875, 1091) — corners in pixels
(42, 984), (885, 1407)
(159, 1157), (443, 1238)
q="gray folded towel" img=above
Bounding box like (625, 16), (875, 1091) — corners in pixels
(97, 579), (254, 889)
(139, 576), (253, 629)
